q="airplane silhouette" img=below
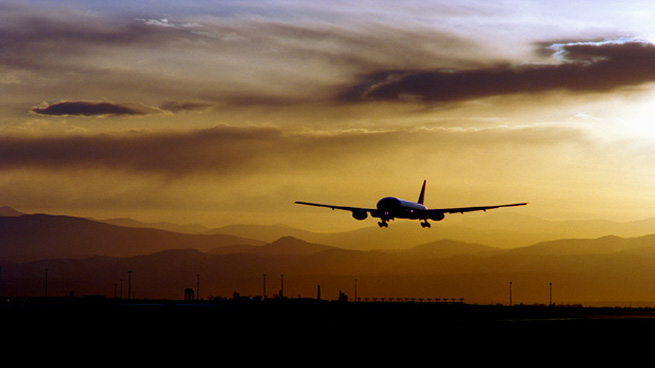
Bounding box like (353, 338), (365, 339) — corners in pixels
(295, 180), (527, 228)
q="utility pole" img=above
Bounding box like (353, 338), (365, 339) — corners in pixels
(196, 274), (200, 301)
(127, 271), (132, 300)
(263, 274), (267, 299)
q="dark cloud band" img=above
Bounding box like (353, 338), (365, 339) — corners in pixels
(0, 125), (585, 177)
(342, 40), (655, 103)
(31, 101), (150, 117)
(0, 126), (284, 176)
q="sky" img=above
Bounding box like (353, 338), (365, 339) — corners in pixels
(1, 0), (655, 232)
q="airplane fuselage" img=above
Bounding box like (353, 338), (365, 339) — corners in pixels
(376, 197), (427, 220)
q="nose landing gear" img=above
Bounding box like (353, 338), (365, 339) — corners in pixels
(420, 220), (431, 228)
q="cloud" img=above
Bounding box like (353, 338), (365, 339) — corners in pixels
(0, 2), (490, 108)
(159, 101), (214, 113)
(4, 2), (655, 115)
(0, 126), (287, 176)
(0, 124), (587, 177)
(31, 101), (163, 117)
(342, 40), (655, 103)
(0, 6), (166, 71)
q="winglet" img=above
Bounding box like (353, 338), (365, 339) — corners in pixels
(418, 180), (426, 205)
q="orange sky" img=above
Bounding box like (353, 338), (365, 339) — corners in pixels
(1, 0), (654, 232)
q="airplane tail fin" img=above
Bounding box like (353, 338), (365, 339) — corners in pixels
(418, 180), (426, 205)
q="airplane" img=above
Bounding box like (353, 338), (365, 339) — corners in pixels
(295, 180), (527, 228)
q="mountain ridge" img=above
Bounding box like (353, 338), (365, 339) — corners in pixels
(0, 213), (264, 263)
(4, 207), (655, 306)
(4, 233), (655, 305)
(0, 206), (24, 217)
(206, 212), (655, 250)
(5, 205), (655, 250)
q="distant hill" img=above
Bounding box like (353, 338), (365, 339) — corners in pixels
(4, 228), (655, 306)
(206, 236), (336, 256)
(507, 234), (655, 256)
(209, 213), (655, 250)
(247, 236), (335, 256)
(457, 213), (655, 244)
(0, 213), (264, 263)
(393, 239), (503, 258)
(1, 236), (499, 300)
(208, 221), (514, 249)
(5, 206), (655, 251)
(4, 207), (655, 305)
(0, 206), (24, 217)
(206, 224), (319, 242)
(58, 207), (655, 250)
(99, 217), (211, 234)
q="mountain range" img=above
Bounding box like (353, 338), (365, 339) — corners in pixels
(0, 212), (263, 263)
(100, 211), (655, 250)
(2, 206), (655, 306)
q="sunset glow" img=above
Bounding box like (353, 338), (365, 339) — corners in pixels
(2, 0), (655, 232)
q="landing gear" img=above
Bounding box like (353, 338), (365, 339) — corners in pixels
(421, 220), (431, 228)
(378, 221), (388, 228)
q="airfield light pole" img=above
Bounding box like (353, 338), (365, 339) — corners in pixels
(263, 274), (267, 299)
(128, 271), (132, 300)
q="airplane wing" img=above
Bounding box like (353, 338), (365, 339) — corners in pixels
(432, 202), (528, 215)
(294, 201), (377, 213)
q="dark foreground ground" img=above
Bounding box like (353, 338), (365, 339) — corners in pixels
(4, 296), (654, 359)
(4, 296), (655, 331)
(5, 298), (647, 360)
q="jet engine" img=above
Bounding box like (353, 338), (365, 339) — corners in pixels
(351, 209), (368, 220)
(429, 211), (445, 221)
